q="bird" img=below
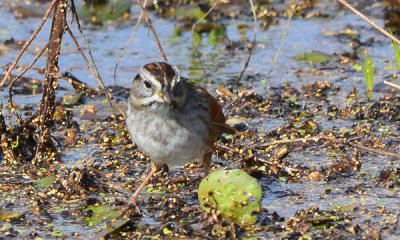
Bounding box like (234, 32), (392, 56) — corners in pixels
(124, 62), (235, 210)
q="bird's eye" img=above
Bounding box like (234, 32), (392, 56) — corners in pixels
(144, 80), (152, 89)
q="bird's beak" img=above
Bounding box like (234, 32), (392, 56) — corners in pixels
(155, 91), (171, 104)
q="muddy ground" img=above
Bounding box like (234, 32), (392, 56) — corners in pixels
(1, 0), (400, 239)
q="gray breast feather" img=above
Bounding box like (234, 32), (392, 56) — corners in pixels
(126, 97), (210, 166)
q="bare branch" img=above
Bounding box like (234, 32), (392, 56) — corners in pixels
(384, 80), (400, 91)
(8, 43), (49, 125)
(336, 0), (400, 45)
(237, 0), (257, 83)
(113, 0), (147, 86)
(65, 24), (126, 118)
(136, 0), (167, 62)
(0, 0), (57, 88)
(256, 135), (400, 159)
(267, 1), (301, 79)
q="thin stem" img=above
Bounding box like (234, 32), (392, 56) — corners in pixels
(191, 0), (221, 81)
(336, 0), (400, 45)
(136, 0), (167, 62)
(257, 135), (400, 159)
(8, 42), (49, 125)
(0, 0), (57, 88)
(384, 80), (400, 90)
(65, 24), (126, 118)
(113, 0), (147, 86)
(267, 1), (301, 78)
(237, 0), (257, 83)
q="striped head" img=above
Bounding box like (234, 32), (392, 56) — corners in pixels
(129, 62), (187, 109)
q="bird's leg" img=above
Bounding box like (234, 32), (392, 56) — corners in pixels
(201, 152), (212, 176)
(119, 163), (160, 217)
(128, 162), (160, 206)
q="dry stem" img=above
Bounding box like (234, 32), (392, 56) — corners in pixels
(113, 0), (147, 86)
(257, 135), (400, 159)
(65, 24), (126, 118)
(384, 80), (400, 91)
(0, 0), (57, 88)
(215, 142), (303, 174)
(336, 0), (400, 45)
(191, 0), (221, 81)
(8, 43), (49, 124)
(136, 0), (167, 62)
(237, 0), (257, 83)
(267, 1), (302, 78)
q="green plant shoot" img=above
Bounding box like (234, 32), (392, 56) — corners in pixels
(388, 29), (400, 72)
(363, 56), (374, 99)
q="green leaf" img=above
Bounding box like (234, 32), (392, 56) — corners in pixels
(82, 205), (121, 225)
(47, 223), (55, 228)
(352, 64), (362, 71)
(388, 29), (400, 72)
(258, 166), (266, 171)
(77, 0), (132, 24)
(363, 56), (374, 99)
(260, 79), (267, 85)
(208, 27), (225, 46)
(192, 32), (201, 48)
(92, 219), (129, 239)
(172, 27), (182, 37)
(52, 231), (63, 237)
(163, 228), (173, 235)
(62, 92), (84, 106)
(175, 6), (205, 21)
(37, 175), (56, 189)
(198, 169), (262, 226)
(295, 51), (332, 63)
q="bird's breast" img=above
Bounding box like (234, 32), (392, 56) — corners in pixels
(126, 102), (210, 166)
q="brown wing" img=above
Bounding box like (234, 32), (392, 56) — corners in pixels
(190, 83), (235, 174)
(194, 84), (236, 135)
(207, 94), (236, 134)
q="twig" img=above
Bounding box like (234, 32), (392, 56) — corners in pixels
(65, 24), (126, 118)
(113, 0), (147, 86)
(60, 72), (98, 93)
(325, 136), (400, 159)
(267, 1), (301, 79)
(336, 0), (400, 45)
(236, 0), (257, 83)
(256, 135), (400, 159)
(215, 142), (303, 174)
(68, 2), (124, 117)
(384, 80), (400, 91)
(0, 65), (44, 73)
(72, 20), (120, 117)
(191, 1), (221, 40)
(0, 0), (57, 88)
(8, 43), (49, 125)
(136, 0), (167, 62)
(191, 0), (221, 80)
